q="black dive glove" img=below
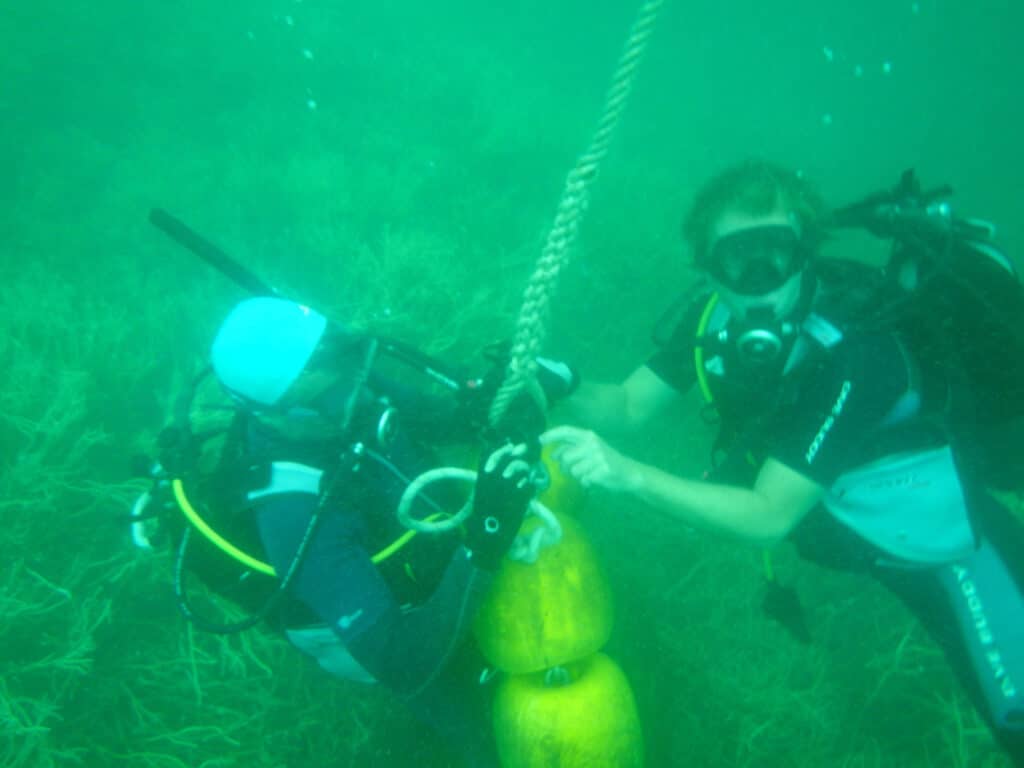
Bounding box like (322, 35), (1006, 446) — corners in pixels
(464, 443), (534, 570)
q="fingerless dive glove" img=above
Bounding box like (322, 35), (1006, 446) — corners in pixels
(464, 443), (534, 570)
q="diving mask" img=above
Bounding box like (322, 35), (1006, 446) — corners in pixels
(705, 225), (808, 296)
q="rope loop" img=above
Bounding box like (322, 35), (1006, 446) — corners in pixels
(397, 467), (476, 533)
(396, 466), (564, 561)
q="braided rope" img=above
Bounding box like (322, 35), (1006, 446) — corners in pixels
(488, 0), (665, 426)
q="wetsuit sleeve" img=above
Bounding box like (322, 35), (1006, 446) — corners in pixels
(645, 295), (708, 393)
(255, 494), (493, 695)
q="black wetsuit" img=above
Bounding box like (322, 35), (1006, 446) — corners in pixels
(649, 289), (1024, 763)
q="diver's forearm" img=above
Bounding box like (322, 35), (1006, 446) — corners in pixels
(617, 458), (787, 544)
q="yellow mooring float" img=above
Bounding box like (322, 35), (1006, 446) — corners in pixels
(474, 509), (613, 674)
(475, 447), (644, 767)
(492, 652), (644, 768)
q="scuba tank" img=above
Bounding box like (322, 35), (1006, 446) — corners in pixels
(832, 169), (1024, 423)
(832, 170), (1024, 489)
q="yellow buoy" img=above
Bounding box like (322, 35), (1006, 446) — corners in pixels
(493, 652), (644, 768)
(474, 511), (613, 674)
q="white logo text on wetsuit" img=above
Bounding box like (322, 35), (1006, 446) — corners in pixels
(805, 380), (852, 465)
(954, 565), (1019, 700)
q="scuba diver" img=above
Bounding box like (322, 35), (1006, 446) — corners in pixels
(541, 160), (1024, 763)
(132, 294), (576, 768)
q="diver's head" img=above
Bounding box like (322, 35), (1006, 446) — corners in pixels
(684, 159), (827, 274)
(684, 161), (827, 368)
(211, 297), (330, 407)
(211, 297), (388, 440)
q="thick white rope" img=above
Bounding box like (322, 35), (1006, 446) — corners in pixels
(397, 467), (477, 533)
(488, 0), (666, 427)
(397, 1), (666, 556)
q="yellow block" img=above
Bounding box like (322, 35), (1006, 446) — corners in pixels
(474, 511), (613, 674)
(493, 652), (644, 768)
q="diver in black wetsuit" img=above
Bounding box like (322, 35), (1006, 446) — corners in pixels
(542, 160), (1024, 763)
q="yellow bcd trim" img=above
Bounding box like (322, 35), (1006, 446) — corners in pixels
(694, 292), (720, 404)
(173, 478), (276, 576)
(171, 477), (442, 576)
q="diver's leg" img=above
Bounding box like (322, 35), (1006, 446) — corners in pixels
(877, 544), (1024, 765)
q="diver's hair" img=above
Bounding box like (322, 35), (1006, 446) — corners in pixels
(683, 160), (828, 263)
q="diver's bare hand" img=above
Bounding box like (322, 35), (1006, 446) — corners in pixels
(540, 426), (640, 493)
